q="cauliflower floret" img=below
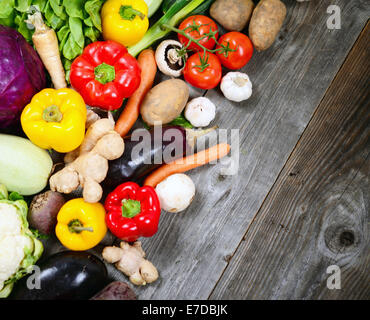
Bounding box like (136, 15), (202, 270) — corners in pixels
(0, 203), (32, 291)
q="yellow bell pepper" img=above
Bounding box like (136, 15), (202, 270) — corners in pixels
(56, 198), (107, 251)
(101, 0), (149, 47)
(21, 88), (86, 153)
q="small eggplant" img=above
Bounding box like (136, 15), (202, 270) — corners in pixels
(103, 125), (215, 188)
(10, 251), (108, 300)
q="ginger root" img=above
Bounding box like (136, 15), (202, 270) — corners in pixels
(102, 241), (159, 286)
(49, 117), (124, 203)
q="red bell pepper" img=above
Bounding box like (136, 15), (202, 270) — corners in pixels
(105, 182), (161, 242)
(70, 40), (141, 111)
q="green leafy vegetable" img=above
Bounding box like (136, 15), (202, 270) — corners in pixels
(169, 114), (193, 128)
(8, 191), (24, 201)
(84, 0), (104, 32)
(69, 16), (84, 48)
(0, 0), (105, 83)
(63, 0), (84, 19)
(15, 0), (32, 13)
(0, 0), (15, 19)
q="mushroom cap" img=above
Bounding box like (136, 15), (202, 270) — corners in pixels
(155, 174), (195, 213)
(155, 40), (187, 77)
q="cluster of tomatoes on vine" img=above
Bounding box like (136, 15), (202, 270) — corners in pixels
(167, 15), (254, 90)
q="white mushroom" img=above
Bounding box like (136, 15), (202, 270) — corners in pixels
(155, 174), (195, 213)
(155, 40), (187, 77)
(220, 72), (253, 102)
(184, 97), (216, 127)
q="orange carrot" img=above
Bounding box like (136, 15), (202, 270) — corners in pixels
(115, 49), (157, 137)
(144, 143), (231, 188)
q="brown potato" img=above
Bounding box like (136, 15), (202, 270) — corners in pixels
(249, 0), (287, 51)
(210, 0), (254, 32)
(140, 79), (189, 126)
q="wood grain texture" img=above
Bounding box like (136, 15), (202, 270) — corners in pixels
(128, 0), (369, 299)
(38, 0), (369, 300)
(210, 22), (370, 300)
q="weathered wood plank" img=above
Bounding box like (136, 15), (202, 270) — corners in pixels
(123, 0), (369, 299)
(39, 0), (369, 299)
(210, 22), (370, 300)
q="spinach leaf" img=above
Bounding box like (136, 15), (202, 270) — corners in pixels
(63, 58), (72, 83)
(168, 115), (193, 129)
(84, 16), (93, 27)
(69, 16), (84, 48)
(0, 10), (15, 26)
(85, 0), (104, 32)
(84, 26), (100, 43)
(62, 33), (83, 60)
(14, 11), (33, 41)
(57, 25), (70, 51)
(15, 0), (32, 13)
(31, 0), (47, 12)
(47, 12), (65, 29)
(49, 0), (67, 19)
(63, 0), (84, 19)
(0, 0), (15, 18)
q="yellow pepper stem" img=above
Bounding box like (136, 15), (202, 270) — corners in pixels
(68, 219), (93, 234)
(119, 5), (145, 21)
(43, 105), (63, 122)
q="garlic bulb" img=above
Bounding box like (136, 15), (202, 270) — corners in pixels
(184, 97), (216, 127)
(220, 72), (252, 102)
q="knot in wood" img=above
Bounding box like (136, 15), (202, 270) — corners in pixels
(324, 225), (359, 254)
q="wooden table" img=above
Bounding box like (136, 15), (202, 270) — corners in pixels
(44, 0), (370, 300)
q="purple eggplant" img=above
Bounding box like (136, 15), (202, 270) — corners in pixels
(103, 125), (215, 188)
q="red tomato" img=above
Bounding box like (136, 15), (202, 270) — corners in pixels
(178, 15), (219, 52)
(183, 52), (222, 90)
(216, 32), (253, 70)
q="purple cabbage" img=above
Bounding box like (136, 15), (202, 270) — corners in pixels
(0, 25), (46, 128)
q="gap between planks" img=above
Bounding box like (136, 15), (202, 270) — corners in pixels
(209, 20), (370, 300)
(207, 20), (370, 299)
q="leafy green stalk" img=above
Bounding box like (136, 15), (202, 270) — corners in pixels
(128, 0), (207, 57)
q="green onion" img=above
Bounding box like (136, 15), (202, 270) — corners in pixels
(128, 0), (206, 57)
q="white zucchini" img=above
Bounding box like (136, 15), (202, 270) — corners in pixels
(0, 134), (53, 195)
(144, 0), (163, 17)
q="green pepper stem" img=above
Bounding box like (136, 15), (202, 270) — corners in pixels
(122, 199), (141, 218)
(43, 105), (63, 122)
(119, 5), (145, 21)
(94, 63), (116, 85)
(68, 219), (93, 234)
